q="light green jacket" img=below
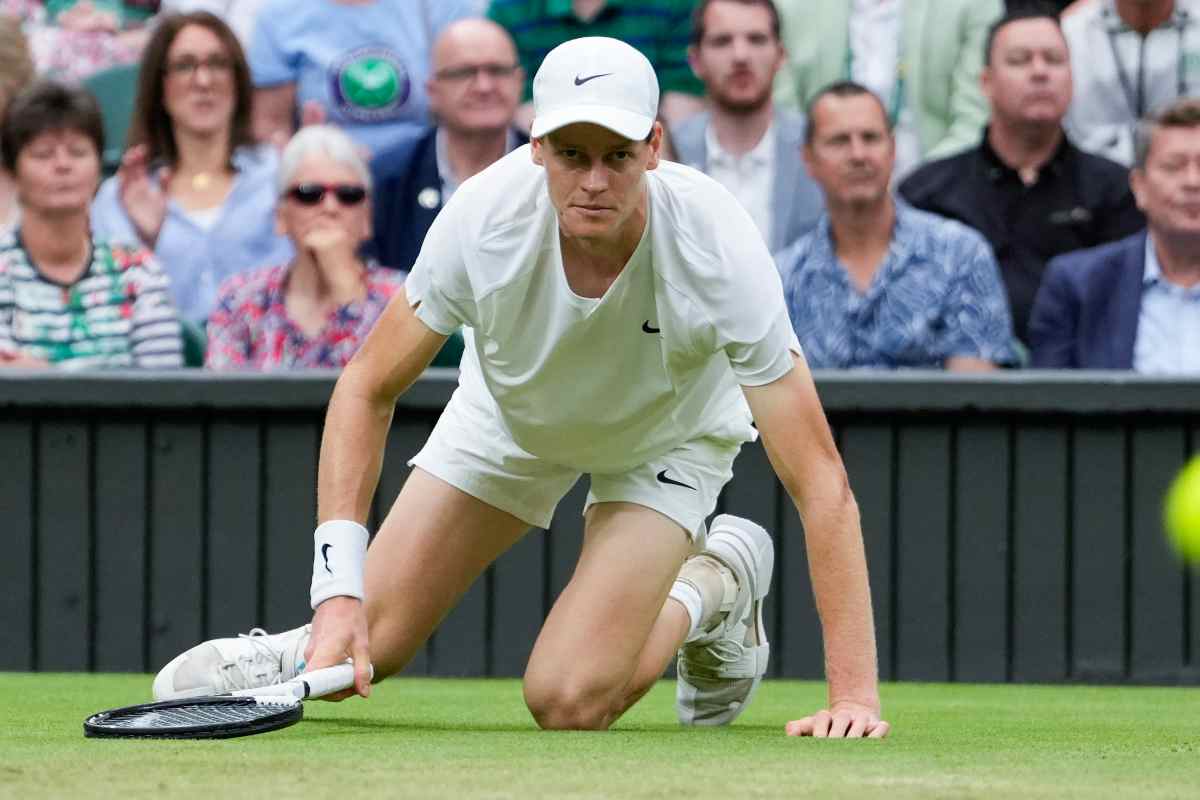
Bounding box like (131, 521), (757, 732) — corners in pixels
(773, 0), (1002, 161)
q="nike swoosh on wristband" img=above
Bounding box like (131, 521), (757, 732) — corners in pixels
(642, 321), (661, 333)
(321, 543), (333, 574)
(656, 469), (696, 491)
(574, 72), (613, 86)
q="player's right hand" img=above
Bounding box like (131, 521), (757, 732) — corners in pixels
(305, 595), (371, 700)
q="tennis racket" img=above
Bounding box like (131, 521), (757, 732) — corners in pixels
(83, 663), (367, 740)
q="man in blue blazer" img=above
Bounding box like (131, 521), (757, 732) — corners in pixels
(1030, 98), (1200, 372)
(671, 0), (823, 254)
(370, 18), (527, 272)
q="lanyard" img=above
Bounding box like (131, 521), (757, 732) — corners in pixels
(844, 38), (906, 124)
(1103, 6), (1190, 118)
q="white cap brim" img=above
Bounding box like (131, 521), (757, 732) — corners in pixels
(530, 104), (654, 140)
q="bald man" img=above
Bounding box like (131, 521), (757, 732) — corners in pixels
(369, 18), (527, 272)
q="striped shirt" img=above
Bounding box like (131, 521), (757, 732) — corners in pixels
(487, 0), (703, 100)
(0, 233), (183, 369)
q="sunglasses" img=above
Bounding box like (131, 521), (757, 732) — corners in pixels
(286, 183), (368, 206)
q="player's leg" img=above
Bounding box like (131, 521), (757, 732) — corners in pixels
(154, 389), (575, 699)
(360, 467), (531, 678)
(152, 467), (531, 698)
(522, 501), (693, 730)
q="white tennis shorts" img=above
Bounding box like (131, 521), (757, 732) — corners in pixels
(408, 388), (744, 540)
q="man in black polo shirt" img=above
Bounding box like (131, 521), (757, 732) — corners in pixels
(899, 5), (1143, 346)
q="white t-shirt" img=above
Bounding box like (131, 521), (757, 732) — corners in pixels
(405, 145), (802, 474)
(704, 122), (774, 244)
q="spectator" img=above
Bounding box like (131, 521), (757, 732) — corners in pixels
(772, 0), (1003, 178)
(248, 0), (479, 157)
(487, 0), (705, 131)
(0, 81), (182, 369)
(205, 125), (402, 370)
(1063, 0), (1200, 166)
(159, 0), (268, 49)
(2, 0), (160, 83)
(672, 0), (822, 254)
(1030, 98), (1200, 372)
(370, 18), (525, 272)
(90, 11), (292, 323)
(776, 82), (1016, 370)
(0, 17), (35, 237)
(900, 6), (1143, 346)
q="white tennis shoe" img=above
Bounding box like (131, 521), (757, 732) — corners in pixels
(676, 514), (773, 726)
(152, 624), (311, 700)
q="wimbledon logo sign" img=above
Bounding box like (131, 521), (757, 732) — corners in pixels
(330, 46), (411, 122)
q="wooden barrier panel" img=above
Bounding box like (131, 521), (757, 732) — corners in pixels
(1, 370), (1198, 685)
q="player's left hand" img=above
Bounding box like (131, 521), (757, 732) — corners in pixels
(785, 701), (890, 738)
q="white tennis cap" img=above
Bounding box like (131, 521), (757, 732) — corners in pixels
(530, 37), (660, 140)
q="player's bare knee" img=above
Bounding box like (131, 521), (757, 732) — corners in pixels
(524, 680), (616, 731)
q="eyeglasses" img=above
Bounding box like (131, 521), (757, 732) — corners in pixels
(434, 63), (520, 83)
(165, 55), (234, 79)
(286, 183), (368, 206)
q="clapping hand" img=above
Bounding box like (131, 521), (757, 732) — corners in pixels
(116, 145), (170, 248)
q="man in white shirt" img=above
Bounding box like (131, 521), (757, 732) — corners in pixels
(1063, 0), (1200, 165)
(150, 37), (888, 738)
(672, 0), (824, 253)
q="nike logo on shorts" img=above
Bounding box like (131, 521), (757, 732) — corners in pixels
(656, 469), (696, 491)
(574, 72), (613, 86)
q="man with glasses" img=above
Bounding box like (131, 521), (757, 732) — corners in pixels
(369, 18), (526, 273)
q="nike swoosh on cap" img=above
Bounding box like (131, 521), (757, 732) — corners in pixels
(574, 72), (613, 86)
(642, 321), (660, 334)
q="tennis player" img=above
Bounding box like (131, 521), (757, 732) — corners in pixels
(155, 36), (888, 738)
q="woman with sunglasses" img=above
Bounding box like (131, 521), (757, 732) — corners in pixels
(204, 125), (402, 369)
(90, 11), (292, 324)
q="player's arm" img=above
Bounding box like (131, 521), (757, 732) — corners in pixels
(741, 354), (890, 739)
(306, 288), (447, 697)
(318, 288), (447, 524)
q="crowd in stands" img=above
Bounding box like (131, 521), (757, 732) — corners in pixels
(0, 0), (1197, 374)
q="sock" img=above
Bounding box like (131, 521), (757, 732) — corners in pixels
(668, 579), (704, 640)
(673, 554), (739, 638)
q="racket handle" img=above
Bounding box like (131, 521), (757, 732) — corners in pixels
(232, 663), (371, 700)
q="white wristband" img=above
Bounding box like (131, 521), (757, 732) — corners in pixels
(310, 520), (369, 610)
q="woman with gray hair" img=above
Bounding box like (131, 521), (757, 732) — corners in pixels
(205, 124), (403, 369)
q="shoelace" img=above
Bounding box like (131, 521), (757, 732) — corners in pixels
(214, 628), (284, 692)
(702, 638), (746, 664)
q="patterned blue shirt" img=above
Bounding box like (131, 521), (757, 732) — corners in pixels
(776, 202), (1017, 369)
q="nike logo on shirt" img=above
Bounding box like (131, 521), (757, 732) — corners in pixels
(574, 72), (613, 86)
(656, 469), (696, 491)
(642, 321), (661, 334)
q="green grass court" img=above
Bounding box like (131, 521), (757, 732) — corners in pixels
(2, 674), (1197, 799)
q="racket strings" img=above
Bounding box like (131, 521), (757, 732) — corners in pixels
(101, 700), (294, 730)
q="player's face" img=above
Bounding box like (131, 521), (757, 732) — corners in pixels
(162, 24), (236, 139)
(802, 93), (893, 210)
(688, 1), (783, 114)
(427, 25), (523, 135)
(1132, 126), (1200, 238)
(532, 121), (662, 242)
(982, 18), (1072, 127)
